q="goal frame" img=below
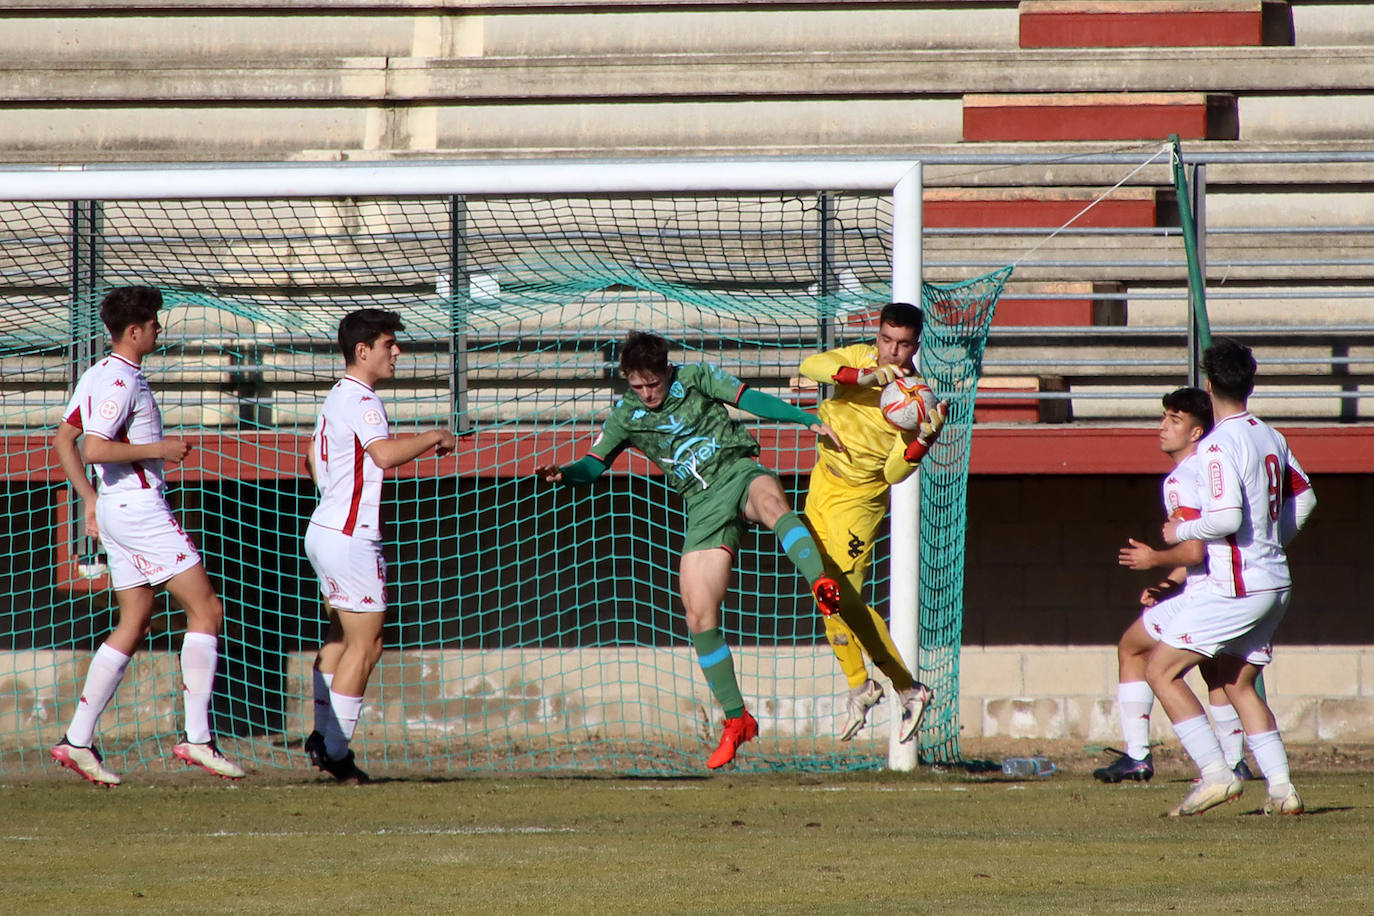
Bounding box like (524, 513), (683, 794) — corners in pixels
(0, 157), (927, 770)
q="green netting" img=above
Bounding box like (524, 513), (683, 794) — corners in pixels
(916, 266), (1013, 765)
(0, 193), (1006, 776)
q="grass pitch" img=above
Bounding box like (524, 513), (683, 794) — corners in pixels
(5, 750), (1371, 915)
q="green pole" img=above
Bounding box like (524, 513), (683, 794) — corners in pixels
(1169, 134), (1212, 351)
(1171, 137), (1267, 706)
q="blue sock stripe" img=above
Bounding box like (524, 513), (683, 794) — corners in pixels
(779, 525), (808, 553)
(696, 644), (732, 669)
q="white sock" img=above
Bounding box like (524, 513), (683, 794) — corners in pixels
(1247, 729), (1292, 796)
(180, 631), (219, 745)
(1209, 702), (1245, 768)
(1173, 714), (1229, 781)
(312, 668), (335, 734)
(1117, 681), (1155, 760)
(326, 691), (362, 760)
(66, 643), (132, 747)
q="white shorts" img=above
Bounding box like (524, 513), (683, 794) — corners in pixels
(305, 523), (387, 614)
(1140, 595), (1184, 640)
(1158, 583), (1290, 667)
(95, 490), (203, 591)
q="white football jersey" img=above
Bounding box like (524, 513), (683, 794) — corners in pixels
(61, 353), (167, 494)
(1162, 451), (1207, 590)
(1185, 411), (1312, 597)
(308, 375), (390, 540)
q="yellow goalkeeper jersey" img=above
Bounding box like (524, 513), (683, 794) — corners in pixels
(799, 343), (922, 490)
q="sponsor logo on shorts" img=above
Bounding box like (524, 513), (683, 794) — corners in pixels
(132, 554), (165, 577)
(325, 577), (346, 603)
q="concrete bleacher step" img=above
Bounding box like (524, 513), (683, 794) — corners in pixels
(963, 92), (1239, 142)
(1018, 0), (1294, 49)
(8, 47), (1374, 103)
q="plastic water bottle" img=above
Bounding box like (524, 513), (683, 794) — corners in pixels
(1001, 756), (1058, 778)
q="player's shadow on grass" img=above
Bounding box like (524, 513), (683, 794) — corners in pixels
(1238, 805), (1352, 816)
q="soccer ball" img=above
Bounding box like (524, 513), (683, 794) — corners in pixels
(879, 377), (937, 431)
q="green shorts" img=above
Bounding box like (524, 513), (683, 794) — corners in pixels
(681, 457), (779, 555)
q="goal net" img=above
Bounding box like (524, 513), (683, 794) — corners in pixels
(0, 161), (1006, 775)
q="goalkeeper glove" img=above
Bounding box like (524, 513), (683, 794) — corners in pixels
(902, 401), (948, 463)
(831, 364), (908, 387)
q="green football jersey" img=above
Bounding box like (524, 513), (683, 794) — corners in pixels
(588, 363), (761, 498)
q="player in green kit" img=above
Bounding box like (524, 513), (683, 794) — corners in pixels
(536, 331), (846, 769)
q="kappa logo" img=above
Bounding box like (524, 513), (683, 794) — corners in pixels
(1207, 444), (1222, 453)
(113, 378), (127, 388)
(175, 552), (187, 563)
(847, 531), (864, 559)
(361, 596), (376, 605)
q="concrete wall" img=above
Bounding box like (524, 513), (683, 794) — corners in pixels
(4, 472), (1366, 753)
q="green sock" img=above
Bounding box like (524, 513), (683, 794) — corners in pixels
(690, 627), (745, 718)
(773, 511), (826, 583)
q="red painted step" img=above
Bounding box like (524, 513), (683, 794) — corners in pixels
(963, 92), (1238, 142)
(925, 188), (1157, 229)
(1019, 0), (1293, 49)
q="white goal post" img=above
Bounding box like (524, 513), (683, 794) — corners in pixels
(0, 157), (926, 772)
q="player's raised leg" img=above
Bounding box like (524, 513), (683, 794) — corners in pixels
(681, 547), (758, 769)
(743, 473), (841, 614)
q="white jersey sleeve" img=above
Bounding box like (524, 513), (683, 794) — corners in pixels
(307, 375), (390, 540)
(1162, 452), (1207, 588)
(61, 354), (166, 494)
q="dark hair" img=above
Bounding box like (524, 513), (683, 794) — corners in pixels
(1201, 337), (1257, 402)
(619, 331), (672, 376)
(99, 286), (162, 336)
(338, 308), (404, 364)
(879, 302), (924, 337)
(1162, 386), (1213, 434)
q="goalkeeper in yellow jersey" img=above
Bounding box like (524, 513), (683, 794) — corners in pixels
(799, 301), (944, 743)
